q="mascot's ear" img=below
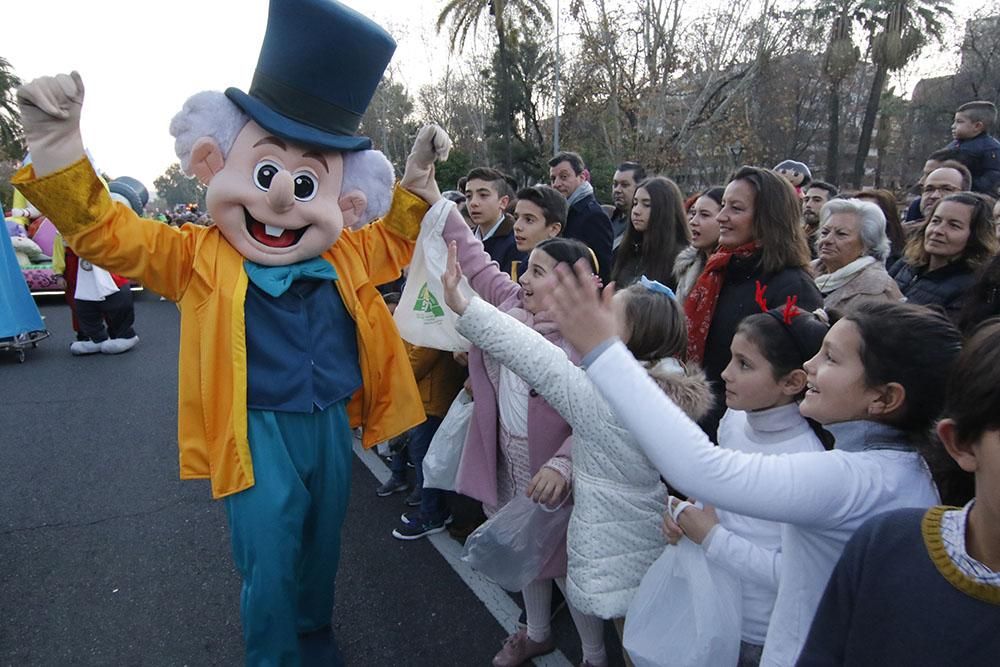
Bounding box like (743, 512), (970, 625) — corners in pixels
(339, 190), (368, 229)
(190, 137), (226, 185)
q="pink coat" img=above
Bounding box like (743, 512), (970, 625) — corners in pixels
(444, 208), (574, 579)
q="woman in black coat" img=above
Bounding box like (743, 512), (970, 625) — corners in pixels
(889, 192), (998, 322)
(684, 166), (822, 440)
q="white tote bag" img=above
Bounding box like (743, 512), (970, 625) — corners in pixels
(623, 538), (742, 667)
(394, 199), (474, 352)
(421, 389), (474, 491)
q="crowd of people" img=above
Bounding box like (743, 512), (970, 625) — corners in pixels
(375, 99), (1000, 666)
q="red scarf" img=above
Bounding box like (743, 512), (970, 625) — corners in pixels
(683, 242), (758, 364)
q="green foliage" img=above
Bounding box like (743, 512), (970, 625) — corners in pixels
(154, 163), (206, 210)
(435, 147), (472, 192)
(0, 56), (25, 161)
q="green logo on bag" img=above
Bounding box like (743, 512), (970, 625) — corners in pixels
(414, 283), (445, 317)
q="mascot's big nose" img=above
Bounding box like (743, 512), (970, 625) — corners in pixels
(266, 170), (295, 213)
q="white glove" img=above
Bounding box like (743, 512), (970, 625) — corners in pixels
(399, 124), (451, 205)
(16, 71), (87, 177)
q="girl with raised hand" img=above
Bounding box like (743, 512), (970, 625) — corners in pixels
(439, 200), (607, 667)
(441, 240), (712, 651)
(798, 318), (1000, 665)
(610, 176), (691, 289)
(662, 299), (830, 666)
(542, 260), (962, 667)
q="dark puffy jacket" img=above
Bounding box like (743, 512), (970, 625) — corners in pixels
(889, 258), (976, 321)
(564, 193), (614, 283)
(947, 133), (1000, 195)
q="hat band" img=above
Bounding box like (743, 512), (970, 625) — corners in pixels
(249, 70), (363, 137)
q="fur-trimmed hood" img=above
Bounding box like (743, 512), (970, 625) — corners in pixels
(646, 361), (714, 423)
(672, 245), (706, 302)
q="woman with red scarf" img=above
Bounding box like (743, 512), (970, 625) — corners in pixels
(684, 166), (822, 440)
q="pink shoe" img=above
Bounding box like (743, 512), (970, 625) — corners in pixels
(492, 628), (556, 667)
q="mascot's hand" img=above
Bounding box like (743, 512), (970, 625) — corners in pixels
(16, 71), (86, 178)
(400, 124), (451, 205)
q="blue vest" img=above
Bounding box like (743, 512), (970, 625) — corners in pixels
(244, 265), (361, 413)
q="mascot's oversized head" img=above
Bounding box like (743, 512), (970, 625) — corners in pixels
(169, 0), (397, 266)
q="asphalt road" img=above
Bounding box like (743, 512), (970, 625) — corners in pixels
(0, 292), (626, 666)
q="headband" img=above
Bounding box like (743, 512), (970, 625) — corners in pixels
(638, 275), (676, 300)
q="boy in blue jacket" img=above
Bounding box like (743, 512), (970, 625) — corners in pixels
(948, 100), (1000, 196)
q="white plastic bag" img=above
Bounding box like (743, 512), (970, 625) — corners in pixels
(623, 538), (742, 667)
(422, 389), (474, 491)
(461, 495), (571, 591)
(394, 199), (474, 351)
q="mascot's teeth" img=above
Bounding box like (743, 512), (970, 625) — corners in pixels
(264, 225), (283, 237)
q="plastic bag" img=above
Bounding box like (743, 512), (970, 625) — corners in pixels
(394, 199), (474, 352)
(623, 538), (742, 667)
(422, 389), (474, 491)
(461, 495), (571, 591)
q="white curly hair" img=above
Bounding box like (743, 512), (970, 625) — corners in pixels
(169, 91), (394, 225)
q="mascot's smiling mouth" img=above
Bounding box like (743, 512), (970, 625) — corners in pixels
(245, 208), (309, 248)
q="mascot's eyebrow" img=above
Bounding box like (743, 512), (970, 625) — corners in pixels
(253, 136), (288, 151)
(302, 151), (329, 173)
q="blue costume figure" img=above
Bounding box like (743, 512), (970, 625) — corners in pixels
(14, 1), (450, 663)
(1, 213), (47, 349)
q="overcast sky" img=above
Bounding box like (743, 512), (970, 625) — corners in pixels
(7, 0), (983, 196)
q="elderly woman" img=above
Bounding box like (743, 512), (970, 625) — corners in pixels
(811, 198), (903, 310)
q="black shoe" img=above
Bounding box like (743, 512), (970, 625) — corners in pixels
(392, 515), (449, 540)
(400, 511), (453, 526)
(404, 487), (422, 507)
(375, 477), (409, 497)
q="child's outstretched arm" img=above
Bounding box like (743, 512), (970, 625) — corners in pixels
(442, 242), (615, 442)
(544, 259), (869, 529)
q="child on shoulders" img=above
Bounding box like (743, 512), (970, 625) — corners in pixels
(948, 100), (1000, 196)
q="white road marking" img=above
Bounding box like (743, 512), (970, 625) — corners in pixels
(353, 438), (573, 667)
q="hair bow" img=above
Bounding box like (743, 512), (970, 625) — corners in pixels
(638, 275), (676, 300)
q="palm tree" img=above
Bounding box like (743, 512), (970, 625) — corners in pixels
(820, 3), (860, 185)
(437, 0), (551, 170)
(0, 56), (25, 161)
(850, 0), (952, 188)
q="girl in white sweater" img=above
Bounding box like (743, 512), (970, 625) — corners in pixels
(543, 260), (962, 667)
(662, 302), (831, 666)
(440, 244), (712, 657)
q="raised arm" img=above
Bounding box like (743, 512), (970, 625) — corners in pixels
(455, 297), (612, 439)
(441, 208), (520, 307)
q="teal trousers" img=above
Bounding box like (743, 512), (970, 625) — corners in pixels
(225, 403), (352, 666)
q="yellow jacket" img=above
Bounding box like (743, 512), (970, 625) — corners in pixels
(15, 158), (428, 498)
(405, 343), (467, 419)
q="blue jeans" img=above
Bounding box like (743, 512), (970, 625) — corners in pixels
(389, 416), (450, 522)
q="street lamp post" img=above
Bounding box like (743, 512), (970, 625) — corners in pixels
(553, 0), (560, 153)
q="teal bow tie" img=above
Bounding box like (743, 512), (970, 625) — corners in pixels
(244, 257), (338, 297)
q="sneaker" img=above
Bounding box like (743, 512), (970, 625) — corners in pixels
(375, 477), (409, 497)
(404, 487), (422, 507)
(70, 340), (102, 356)
(491, 629), (555, 667)
(400, 511), (453, 527)
(100, 336), (139, 354)
(391, 515), (449, 540)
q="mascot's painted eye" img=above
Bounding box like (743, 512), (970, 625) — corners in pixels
(254, 161), (280, 191)
(293, 172), (317, 201)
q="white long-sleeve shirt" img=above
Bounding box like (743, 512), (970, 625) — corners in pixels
(704, 405), (824, 645)
(587, 341), (939, 667)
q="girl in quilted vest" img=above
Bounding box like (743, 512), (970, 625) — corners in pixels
(441, 242), (712, 665)
(440, 200), (608, 667)
(662, 299), (830, 666)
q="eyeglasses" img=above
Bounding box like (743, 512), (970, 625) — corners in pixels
(922, 184), (960, 195)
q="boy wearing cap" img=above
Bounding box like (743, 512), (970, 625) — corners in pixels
(15, 0), (449, 663)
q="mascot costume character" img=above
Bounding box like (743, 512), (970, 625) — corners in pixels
(14, 0), (450, 663)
